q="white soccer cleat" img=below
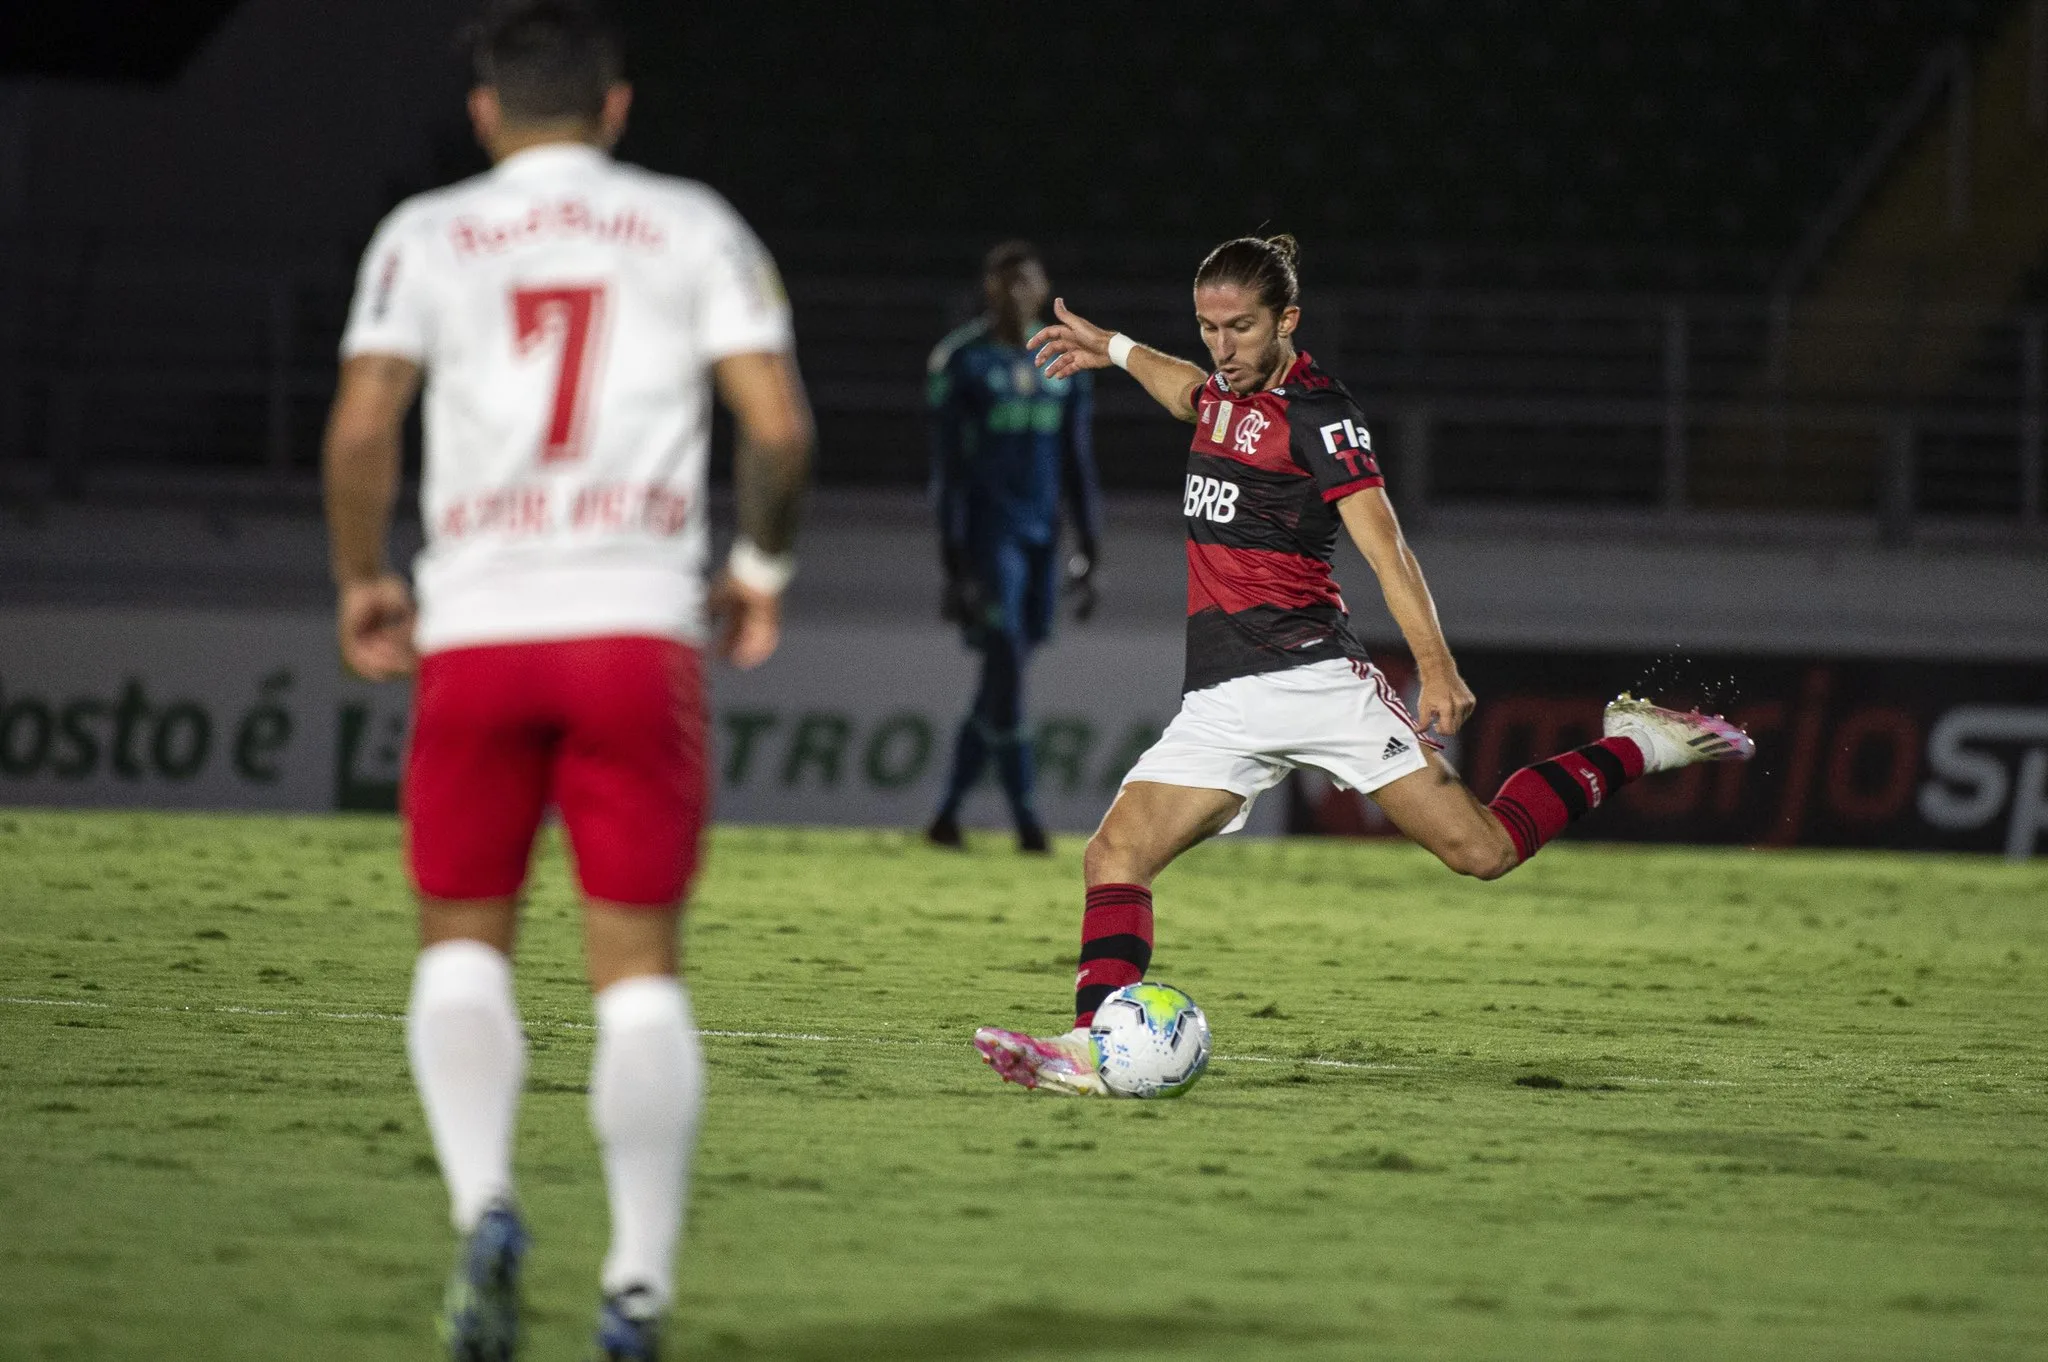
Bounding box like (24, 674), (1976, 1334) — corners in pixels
(972, 1026), (1108, 1096)
(1602, 692), (1755, 774)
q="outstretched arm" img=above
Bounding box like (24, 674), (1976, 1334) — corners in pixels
(1029, 297), (1207, 424)
(1336, 487), (1476, 737)
(713, 349), (814, 669)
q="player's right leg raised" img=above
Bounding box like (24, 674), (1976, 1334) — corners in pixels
(1373, 694), (1756, 878)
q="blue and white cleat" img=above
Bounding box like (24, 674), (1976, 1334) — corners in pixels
(1603, 693), (1755, 772)
(591, 1284), (663, 1361)
(441, 1199), (527, 1362)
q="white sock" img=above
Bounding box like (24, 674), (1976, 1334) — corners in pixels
(406, 939), (526, 1233)
(590, 974), (705, 1311)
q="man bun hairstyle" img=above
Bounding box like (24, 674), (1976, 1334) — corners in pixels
(1193, 233), (1301, 316)
(470, 0), (623, 124)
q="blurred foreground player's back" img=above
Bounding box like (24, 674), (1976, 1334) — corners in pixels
(321, 3), (812, 1357)
(926, 242), (1103, 852)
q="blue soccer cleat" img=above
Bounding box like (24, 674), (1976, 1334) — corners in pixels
(440, 1200), (527, 1361)
(590, 1284), (663, 1361)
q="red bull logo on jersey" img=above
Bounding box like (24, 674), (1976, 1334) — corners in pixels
(449, 198), (667, 257)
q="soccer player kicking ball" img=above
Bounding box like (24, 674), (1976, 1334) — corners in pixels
(323, 4), (811, 1357)
(973, 234), (1751, 1095)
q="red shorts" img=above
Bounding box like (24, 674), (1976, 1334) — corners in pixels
(404, 635), (707, 907)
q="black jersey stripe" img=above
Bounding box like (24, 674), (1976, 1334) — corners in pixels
(1185, 452), (1345, 559)
(1185, 508), (1333, 556)
(1183, 605), (1370, 694)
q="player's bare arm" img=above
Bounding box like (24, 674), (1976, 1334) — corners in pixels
(1030, 298), (1206, 422)
(1335, 487), (1477, 737)
(322, 352), (423, 682)
(713, 349), (814, 669)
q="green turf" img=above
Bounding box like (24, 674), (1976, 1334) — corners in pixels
(2, 811), (2045, 1361)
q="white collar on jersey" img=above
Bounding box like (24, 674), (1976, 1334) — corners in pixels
(492, 142), (610, 180)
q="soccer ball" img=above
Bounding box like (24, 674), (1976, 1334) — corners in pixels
(1088, 982), (1211, 1098)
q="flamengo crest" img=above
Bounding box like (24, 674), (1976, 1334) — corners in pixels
(1232, 409), (1270, 454)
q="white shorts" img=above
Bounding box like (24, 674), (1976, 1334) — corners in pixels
(1121, 658), (1434, 834)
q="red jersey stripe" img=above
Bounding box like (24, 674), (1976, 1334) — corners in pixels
(1186, 540), (1345, 616)
(1320, 475), (1385, 503)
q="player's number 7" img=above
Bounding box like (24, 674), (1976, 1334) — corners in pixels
(511, 283), (608, 464)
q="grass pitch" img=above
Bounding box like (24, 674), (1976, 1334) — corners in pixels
(1, 812), (2045, 1361)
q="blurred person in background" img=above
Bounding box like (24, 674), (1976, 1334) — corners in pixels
(925, 241), (1104, 853)
(321, 2), (810, 1356)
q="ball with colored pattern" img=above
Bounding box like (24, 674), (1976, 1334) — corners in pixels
(1088, 982), (1211, 1098)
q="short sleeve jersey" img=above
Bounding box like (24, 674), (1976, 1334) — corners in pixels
(1180, 351), (1383, 693)
(339, 143), (792, 654)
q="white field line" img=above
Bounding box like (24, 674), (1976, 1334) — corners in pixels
(2, 993), (1739, 1085)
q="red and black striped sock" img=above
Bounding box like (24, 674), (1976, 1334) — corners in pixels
(1074, 883), (1154, 1029)
(1487, 737), (1646, 865)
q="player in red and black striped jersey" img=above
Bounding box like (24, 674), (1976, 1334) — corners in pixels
(1178, 347), (1383, 693)
(973, 234), (1755, 1095)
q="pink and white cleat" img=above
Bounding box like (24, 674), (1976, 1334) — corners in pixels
(972, 1026), (1108, 1096)
(1603, 693), (1755, 773)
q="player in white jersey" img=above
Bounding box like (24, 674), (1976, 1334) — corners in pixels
(321, 5), (811, 1358)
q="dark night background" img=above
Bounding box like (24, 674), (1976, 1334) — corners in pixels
(2, 0), (2044, 640)
(3, 0), (2011, 276)
(3, 0), (2042, 504)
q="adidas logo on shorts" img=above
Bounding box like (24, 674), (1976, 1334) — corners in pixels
(1382, 736), (1410, 760)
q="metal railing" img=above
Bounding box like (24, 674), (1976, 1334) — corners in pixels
(1, 254), (2043, 541)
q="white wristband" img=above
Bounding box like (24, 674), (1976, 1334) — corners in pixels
(1106, 332), (1137, 370)
(727, 538), (795, 595)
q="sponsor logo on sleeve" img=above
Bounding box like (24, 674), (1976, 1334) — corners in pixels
(1319, 418), (1373, 477)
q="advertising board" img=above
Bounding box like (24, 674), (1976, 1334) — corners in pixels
(1298, 647), (2048, 858)
(4, 609), (2040, 855)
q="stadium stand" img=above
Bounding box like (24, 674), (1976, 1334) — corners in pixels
(0, 0), (2040, 532)
(637, 2), (2009, 279)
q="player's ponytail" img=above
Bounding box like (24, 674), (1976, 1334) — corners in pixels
(1193, 233), (1301, 317)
